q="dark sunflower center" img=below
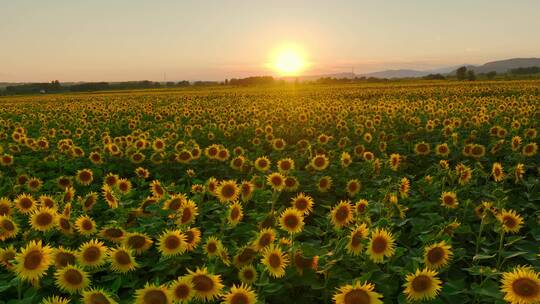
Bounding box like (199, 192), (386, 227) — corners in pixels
(185, 231), (195, 243)
(2, 219), (15, 231)
(443, 196), (454, 205)
(105, 228), (123, 238)
(64, 269), (83, 285)
(207, 242), (217, 253)
(314, 157), (325, 167)
(335, 207), (349, 222)
(243, 269), (254, 280)
(258, 233), (272, 247)
(181, 208), (192, 223)
(115, 251), (132, 265)
(143, 290), (167, 304)
(192, 275), (214, 292)
(23, 250), (43, 270)
(82, 220), (93, 231)
(427, 247), (444, 264)
(372, 236), (388, 254)
(351, 233), (362, 247)
(230, 293), (250, 304)
(89, 293), (110, 304)
(268, 253), (281, 268)
(20, 198), (33, 209)
(344, 289), (370, 304)
(128, 235), (146, 248)
(165, 236), (181, 249)
(59, 218), (71, 230)
(284, 214), (299, 228)
(512, 278), (538, 297)
(83, 246), (101, 262)
(231, 207), (240, 220)
(221, 185), (235, 198)
(295, 199), (307, 210)
(503, 216), (516, 228)
(412, 275), (432, 292)
(174, 284), (190, 299)
(271, 176), (282, 186)
(36, 213), (53, 226)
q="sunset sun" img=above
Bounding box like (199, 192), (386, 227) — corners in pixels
(272, 46), (307, 76)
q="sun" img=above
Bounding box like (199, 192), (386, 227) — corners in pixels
(271, 45), (307, 76)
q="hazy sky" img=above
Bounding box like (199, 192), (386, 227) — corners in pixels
(1, 0), (539, 82)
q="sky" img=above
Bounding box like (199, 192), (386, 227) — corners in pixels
(1, 0), (540, 82)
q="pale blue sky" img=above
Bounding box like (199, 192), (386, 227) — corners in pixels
(1, 0), (539, 82)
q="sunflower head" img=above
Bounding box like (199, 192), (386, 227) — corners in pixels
(403, 268), (443, 302)
(187, 267), (224, 302)
(134, 283), (171, 304)
(55, 264), (90, 294)
(500, 266), (540, 304)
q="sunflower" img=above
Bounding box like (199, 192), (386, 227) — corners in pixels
(41, 295), (71, 304)
(403, 268), (442, 302)
(440, 191), (458, 209)
(367, 228), (396, 263)
(184, 227), (202, 251)
(333, 281), (383, 304)
(279, 207), (304, 235)
(424, 241), (453, 270)
(317, 176), (333, 192)
(123, 233), (154, 254)
(177, 199), (199, 226)
(388, 153), (401, 171)
(75, 215), (97, 235)
(187, 267), (224, 302)
(290, 193), (314, 215)
(81, 192), (98, 211)
(238, 265), (258, 285)
(514, 163), (525, 182)
(331, 201), (354, 229)
(0, 245), (17, 270)
(77, 239), (107, 267)
(435, 143), (450, 157)
(254, 156), (271, 172)
(14, 193), (37, 214)
(0, 197), (12, 216)
(204, 236), (223, 258)
(399, 177), (410, 198)
(52, 247), (76, 269)
(108, 246), (138, 273)
(266, 172), (285, 192)
(354, 199), (369, 215)
(216, 180), (240, 203)
(30, 207), (58, 232)
(522, 143), (538, 157)
(341, 152), (352, 168)
(58, 216), (73, 234)
(15, 240), (53, 282)
(277, 158), (295, 173)
(116, 178), (132, 195)
(347, 223), (369, 256)
(135, 167), (150, 179)
(492, 162), (505, 182)
(0, 215), (18, 241)
(310, 154), (329, 171)
(261, 244), (289, 278)
(0, 154), (14, 166)
(283, 176), (299, 192)
(133, 284), (171, 304)
(169, 276), (194, 303)
(81, 288), (118, 304)
(27, 177), (43, 192)
(498, 209), (524, 234)
(253, 228), (276, 251)
(222, 283), (257, 304)
(158, 229), (187, 257)
(346, 179), (362, 197)
(102, 184), (119, 209)
(240, 181), (255, 202)
(55, 264), (90, 294)
(76, 169), (94, 186)
(150, 180), (166, 198)
(63, 186), (75, 203)
(228, 201), (244, 226)
(414, 142), (430, 156)
(500, 266), (540, 304)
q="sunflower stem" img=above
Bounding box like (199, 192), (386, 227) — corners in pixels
(496, 230), (505, 269)
(474, 216), (485, 257)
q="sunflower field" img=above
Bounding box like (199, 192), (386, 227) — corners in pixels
(0, 80), (539, 304)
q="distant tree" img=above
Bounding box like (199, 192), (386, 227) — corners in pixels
(467, 70), (476, 81)
(456, 66), (467, 80)
(423, 73), (446, 80)
(486, 71), (497, 80)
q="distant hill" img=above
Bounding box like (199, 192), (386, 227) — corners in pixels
(293, 57), (540, 81)
(456, 58), (540, 74)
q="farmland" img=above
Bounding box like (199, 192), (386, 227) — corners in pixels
(0, 80), (539, 304)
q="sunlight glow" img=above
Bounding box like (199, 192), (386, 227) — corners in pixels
(271, 45), (307, 76)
